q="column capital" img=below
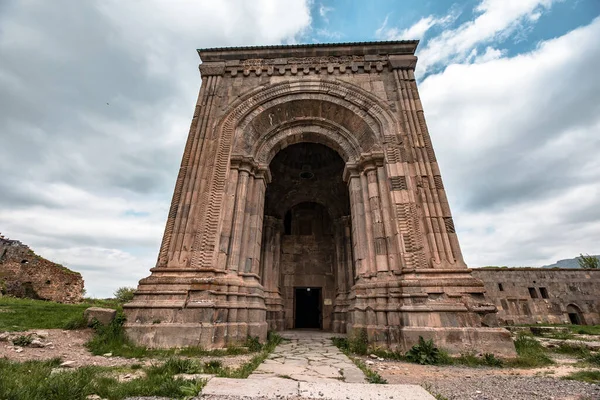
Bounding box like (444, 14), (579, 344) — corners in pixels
(230, 156), (271, 183)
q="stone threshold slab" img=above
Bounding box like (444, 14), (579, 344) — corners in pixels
(200, 377), (435, 399)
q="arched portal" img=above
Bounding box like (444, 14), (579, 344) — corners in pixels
(259, 143), (353, 332)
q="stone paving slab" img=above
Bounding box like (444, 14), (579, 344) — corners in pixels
(200, 378), (435, 399)
(298, 381), (435, 400)
(250, 330), (365, 383)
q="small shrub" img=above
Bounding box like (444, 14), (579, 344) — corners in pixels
(585, 352), (600, 366)
(203, 360), (223, 374)
(554, 343), (590, 358)
(406, 336), (444, 365)
(483, 353), (503, 367)
(245, 336), (263, 352)
(455, 352), (479, 367)
(179, 380), (206, 398)
(348, 330), (369, 355)
(13, 334), (33, 347)
(152, 358), (201, 375)
(331, 337), (349, 351)
(113, 287), (136, 303)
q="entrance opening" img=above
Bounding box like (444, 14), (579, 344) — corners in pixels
(567, 304), (585, 325)
(262, 142), (353, 331)
(295, 287), (322, 329)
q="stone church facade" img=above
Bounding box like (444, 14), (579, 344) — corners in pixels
(124, 41), (515, 356)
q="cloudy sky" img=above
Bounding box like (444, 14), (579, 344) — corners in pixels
(1, 0), (599, 297)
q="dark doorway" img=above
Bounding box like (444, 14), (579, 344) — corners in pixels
(295, 287), (321, 329)
(567, 304), (585, 325)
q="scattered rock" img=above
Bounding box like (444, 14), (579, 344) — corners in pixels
(369, 354), (378, 359)
(103, 353), (113, 357)
(60, 360), (76, 368)
(14, 347), (23, 353)
(30, 339), (44, 348)
(35, 331), (49, 338)
(0, 332), (9, 341)
(365, 360), (374, 365)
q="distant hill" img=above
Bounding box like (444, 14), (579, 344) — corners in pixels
(542, 255), (600, 269)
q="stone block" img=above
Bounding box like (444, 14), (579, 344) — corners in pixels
(84, 307), (117, 326)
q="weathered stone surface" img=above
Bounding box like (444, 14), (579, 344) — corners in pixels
(85, 307), (117, 326)
(472, 268), (600, 326)
(0, 235), (84, 303)
(124, 41), (516, 356)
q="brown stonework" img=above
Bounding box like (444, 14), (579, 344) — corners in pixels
(0, 236), (84, 304)
(124, 41), (515, 356)
(472, 268), (600, 326)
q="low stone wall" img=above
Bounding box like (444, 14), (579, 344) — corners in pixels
(0, 237), (84, 303)
(472, 268), (600, 325)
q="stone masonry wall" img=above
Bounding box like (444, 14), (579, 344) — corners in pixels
(472, 268), (600, 325)
(0, 236), (84, 304)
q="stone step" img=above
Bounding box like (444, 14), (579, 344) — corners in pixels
(199, 377), (435, 400)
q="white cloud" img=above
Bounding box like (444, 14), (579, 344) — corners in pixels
(319, 3), (334, 23)
(417, 0), (560, 73)
(376, 13), (455, 40)
(420, 17), (600, 267)
(0, 0), (312, 298)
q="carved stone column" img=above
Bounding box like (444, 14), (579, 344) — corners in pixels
(261, 216), (284, 330)
(333, 216), (353, 333)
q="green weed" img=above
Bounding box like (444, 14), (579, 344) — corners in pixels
(553, 343), (590, 358)
(406, 336), (449, 365)
(563, 370), (600, 384)
(507, 334), (554, 368)
(12, 334), (33, 347)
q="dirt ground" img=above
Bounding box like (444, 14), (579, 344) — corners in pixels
(0, 329), (253, 369)
(366, 354), (600, 400)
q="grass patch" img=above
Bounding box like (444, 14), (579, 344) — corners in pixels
(0, 297), (118, 332)
(518, 324), (600, 336)
(552, 342), (590, 358)
(585, 353), (600, 366)
(216, 332), (282, 378)
(563, 370), (600, 384)
(506, 334), (554, 368)
(0, 357), (207, 400)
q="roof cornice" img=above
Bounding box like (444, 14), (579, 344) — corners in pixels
(197, 40), (419, 62)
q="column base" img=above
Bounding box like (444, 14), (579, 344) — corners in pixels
(123, 269), (267, 348)
(265, 290), (285, 331)
(124, 321), (267, 349)
(346, 268), (517, 357)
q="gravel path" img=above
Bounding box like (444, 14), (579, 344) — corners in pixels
(425, 376), (599, 400)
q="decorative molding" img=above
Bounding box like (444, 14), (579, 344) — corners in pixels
(226, 57), (389, 77)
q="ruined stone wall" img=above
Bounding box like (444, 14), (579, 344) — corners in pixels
(0, 237), (84, 304)
(472, 268), (600, 325)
